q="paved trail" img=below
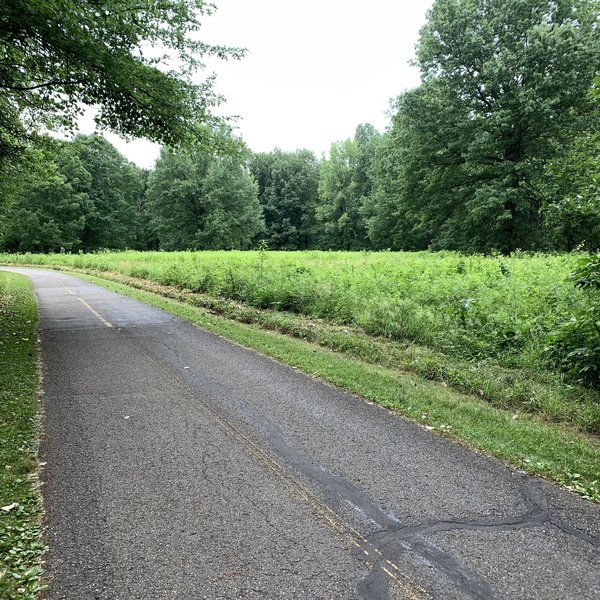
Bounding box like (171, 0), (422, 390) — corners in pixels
(4, 268), (599, 599)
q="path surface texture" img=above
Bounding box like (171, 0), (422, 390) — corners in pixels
(4, 268), (600, 600)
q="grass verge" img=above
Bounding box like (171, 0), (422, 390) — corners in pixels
(68, 270), (600, 502)
(0, 272), (46, 599)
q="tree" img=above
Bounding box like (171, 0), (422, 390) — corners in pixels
(74, 134), (149, 250)
(146, 147), (263, 250)
(317, 124), (380, 250)
(542, 128), (600, 251)
(364, 120), (431, 250)
(249, 150), (320, 249)
(317, 140), (359, 249)
(1, 140), (95, 252)
(380, 0), (600, 253)
(0, 0), (243, 168)
(353, 123), (380, 209)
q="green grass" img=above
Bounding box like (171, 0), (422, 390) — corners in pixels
(67, 271), (600, 502)
(0, 271), (46, 599)
(0, 250), (588, 372)
(17, 263), (600, 436)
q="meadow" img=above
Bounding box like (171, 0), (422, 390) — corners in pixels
(3, 250), (587, 365)
(3, 250), (599, 433)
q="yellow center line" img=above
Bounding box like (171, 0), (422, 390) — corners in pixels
(61, 285), (428, 598)
(64, 286), (113, 328)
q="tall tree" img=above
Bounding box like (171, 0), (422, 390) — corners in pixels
(146, 147), (263, 250)
(1, 140), (95, 252)
(317, 140), (359, 249)
(364, 123), (431, 250)
(317, 124), (380, 250)
(542, 127), (600, 251)
(249, 150), (320, 249)
(353, 123), (380, 207)
(0, 0), (243, 169)
(378, 0), (600, 253)
(74, 134), (149, 250)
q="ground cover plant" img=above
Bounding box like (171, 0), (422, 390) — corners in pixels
(2, 250), (599, 432)
(2, 250), (593, 367)
(0, 271), (45, 599)
(548, 253), (600, 389)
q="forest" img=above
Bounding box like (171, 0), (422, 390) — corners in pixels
(0, 0), (599, 256)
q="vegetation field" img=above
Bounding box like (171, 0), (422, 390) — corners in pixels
(3, 250), (599, 425)
(0, 250), (588, 364)
(0, 271), (45, 598)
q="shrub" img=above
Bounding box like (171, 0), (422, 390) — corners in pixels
(548, 254), (600, 389)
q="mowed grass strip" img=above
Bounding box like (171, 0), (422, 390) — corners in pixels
(0, 272), (46, 599)
(73, 272), (600, 502)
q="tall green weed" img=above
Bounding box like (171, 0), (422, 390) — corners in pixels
(547, 254), (600, 389)
(1, 250), (591, 377)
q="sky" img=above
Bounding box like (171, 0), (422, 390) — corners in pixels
(86, 0), (435, 169)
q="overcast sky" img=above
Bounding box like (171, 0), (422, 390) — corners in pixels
(90, 0), (434, 168)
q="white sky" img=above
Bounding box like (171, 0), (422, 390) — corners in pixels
(86, 0), (434, 169)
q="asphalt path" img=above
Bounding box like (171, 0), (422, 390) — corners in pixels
(4, 267), (599, 599)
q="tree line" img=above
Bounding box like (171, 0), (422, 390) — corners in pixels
(1, 0), (599, 255)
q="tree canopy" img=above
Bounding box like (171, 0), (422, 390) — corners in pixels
(249, 150), (320, 250)
(370, 0), (600, 253)
(316, 125), (380, 250)
(75, 134), (148, 250)
(1, 0), (599, 257)
(146, 147), (263, 250)
(0, 134), (148, 252)
(2, 140), (94, 253)
(0, 0), (243, 167)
